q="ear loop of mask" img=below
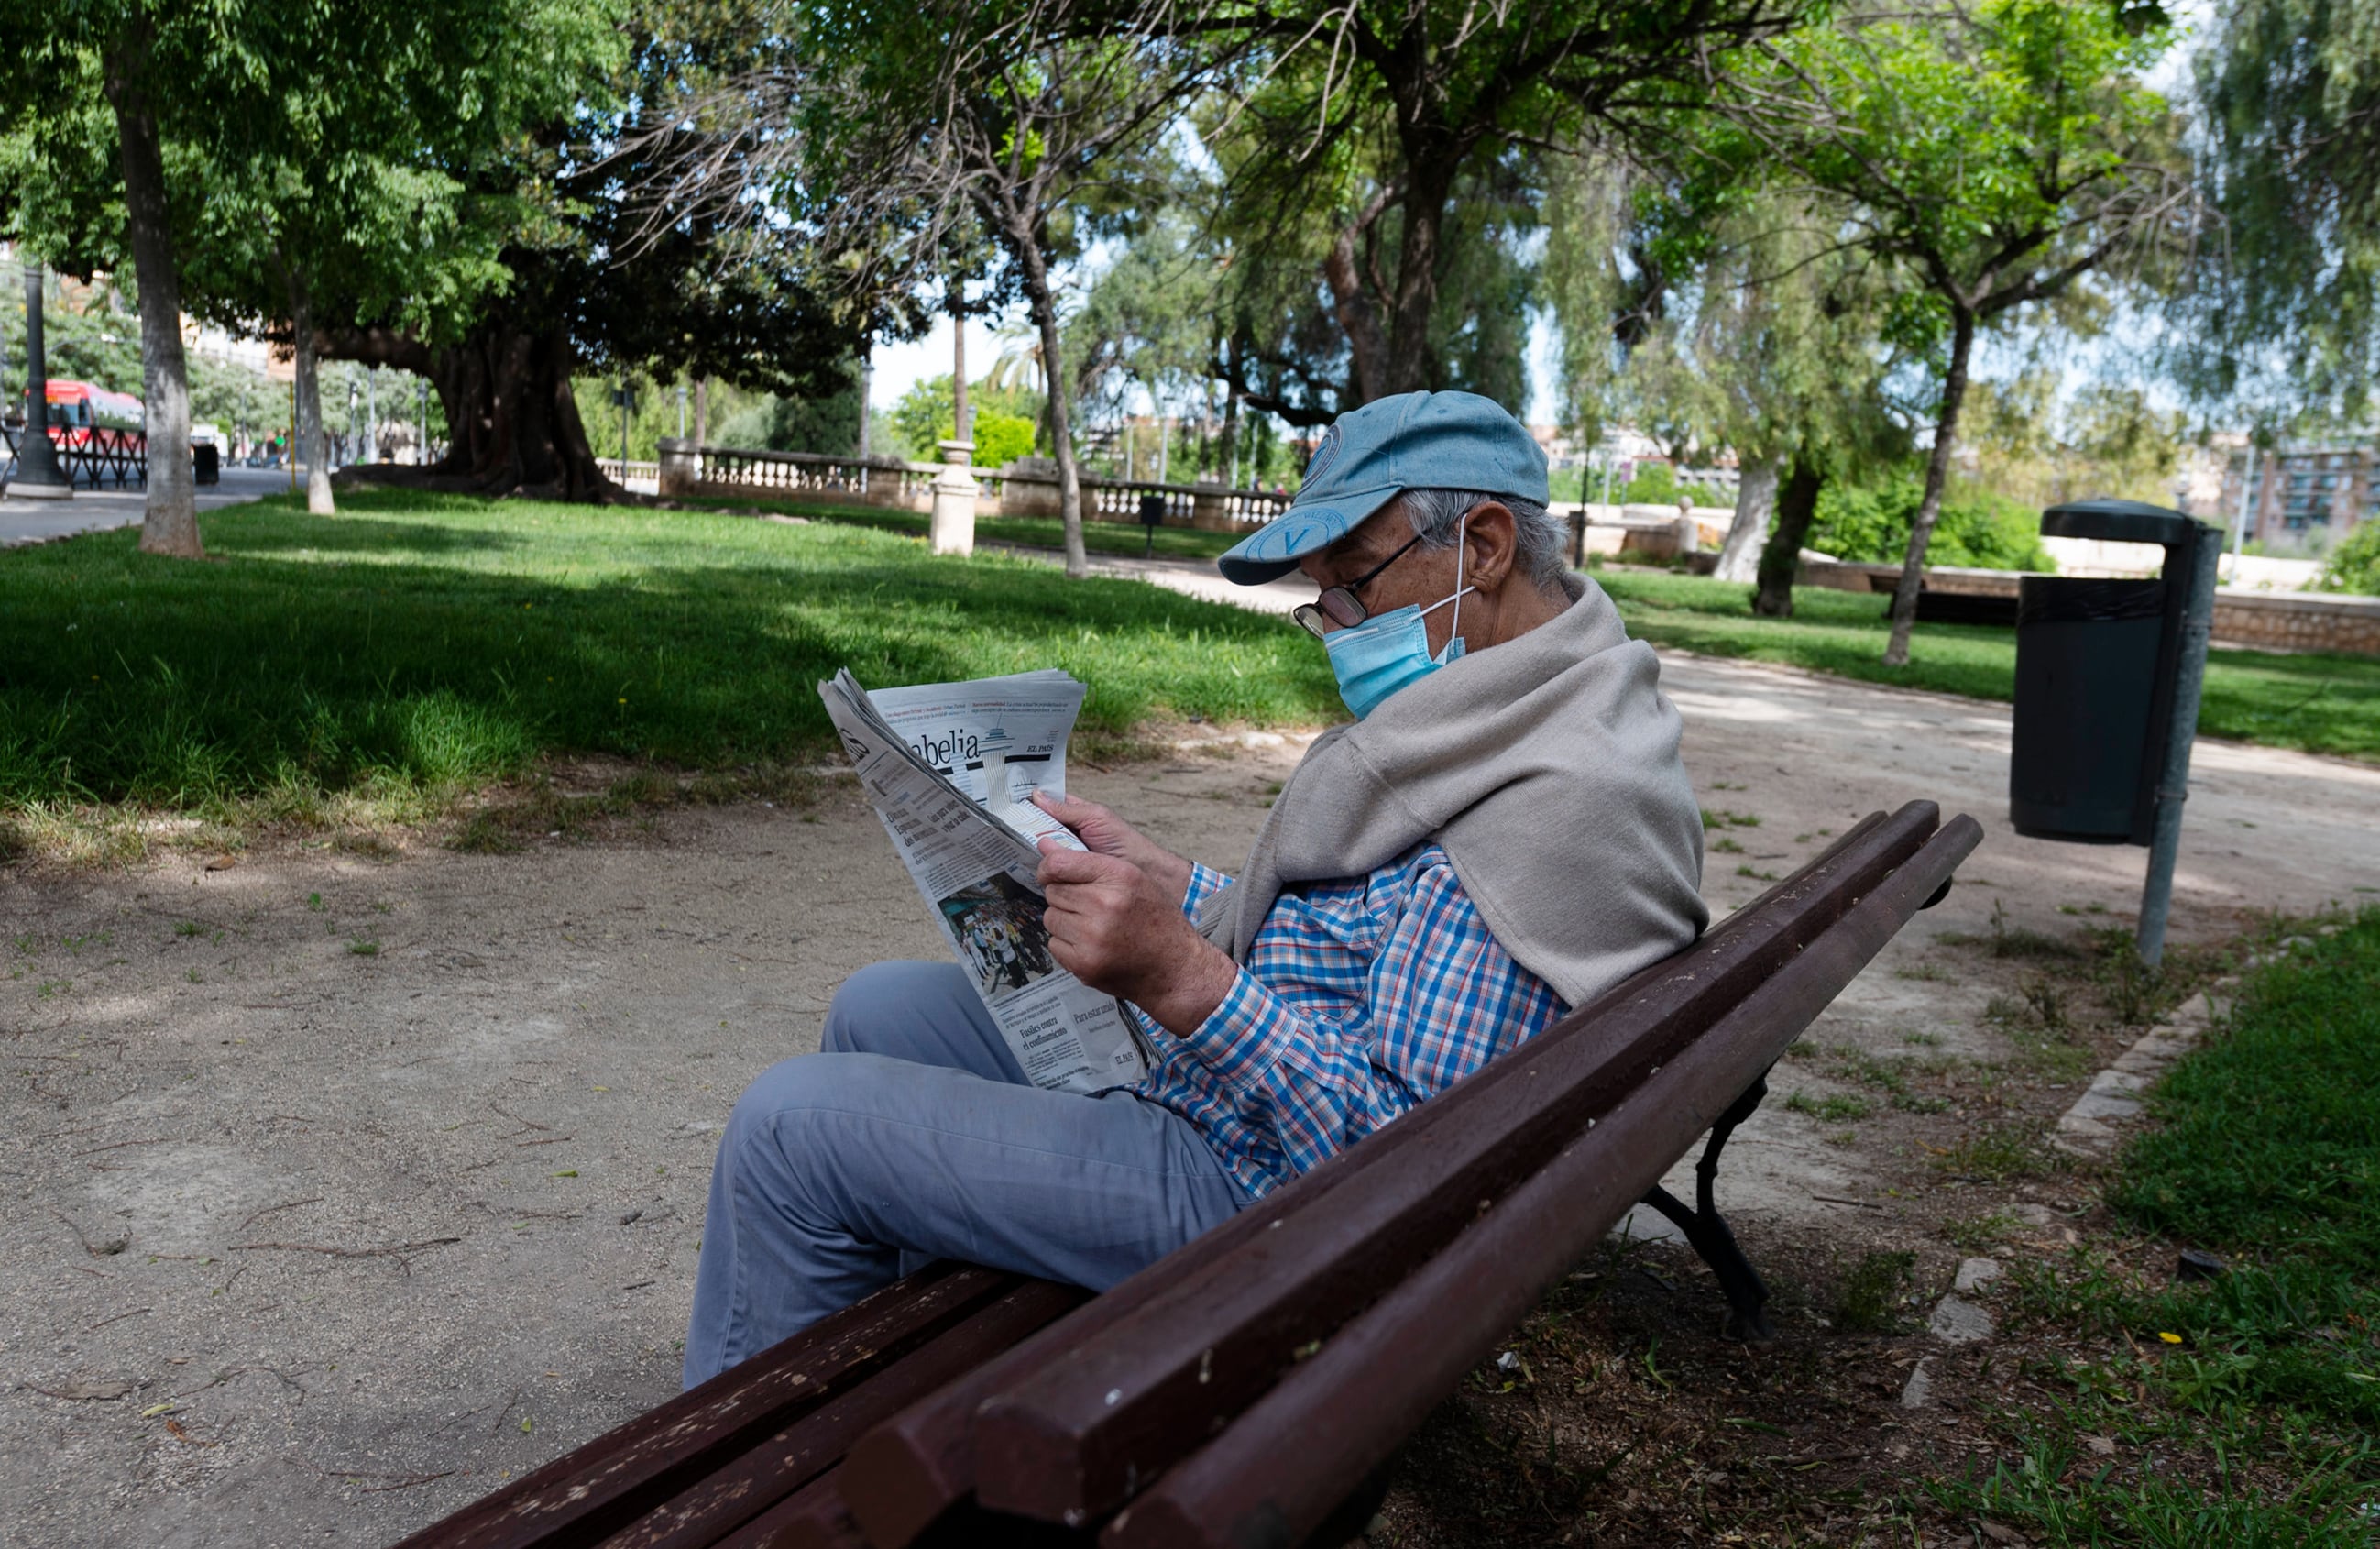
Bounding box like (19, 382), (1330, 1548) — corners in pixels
(1414, 511), (1473, 654)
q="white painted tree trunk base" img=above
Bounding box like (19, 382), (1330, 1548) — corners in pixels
(1713, 461), (1780, 583)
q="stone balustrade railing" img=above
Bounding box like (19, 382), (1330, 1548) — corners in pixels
(654, 439), (1293, 531)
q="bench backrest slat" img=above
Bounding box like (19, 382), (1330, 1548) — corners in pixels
(968, 806), (1945, 1523)
(1103, 816), (1983, 1549)
(705, 1469), (864, 1549)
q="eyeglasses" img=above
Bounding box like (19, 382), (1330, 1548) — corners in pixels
(1291, 532), (1428, 639)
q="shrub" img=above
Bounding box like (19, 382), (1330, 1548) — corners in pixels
(967, 410), (1037, 470)
(1618, 460), (1684, 505)
(1811, 477), (2056, 571)
(2313, 519), (2380, 595)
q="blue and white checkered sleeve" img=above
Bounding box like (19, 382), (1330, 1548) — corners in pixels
(1179, 861), (1233, 921)
(1179, 855), (1555, 1173)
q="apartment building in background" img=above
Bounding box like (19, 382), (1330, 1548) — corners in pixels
(2216, 444), (2378, 546)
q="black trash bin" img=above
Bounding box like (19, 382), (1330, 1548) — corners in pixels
(192, 439), (221, 486)
(2008, 500), (2214, 845)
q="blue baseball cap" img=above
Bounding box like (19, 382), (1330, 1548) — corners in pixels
(1217, 390), (1550, 585)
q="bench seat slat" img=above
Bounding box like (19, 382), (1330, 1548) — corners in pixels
(842, 808), (1910, 1544)
(598, 1280), (1088, 1549)
(393, 1264), (1018, 1549)
(1102, 816), (1984, 1549)
(971, 804), (1943, 1523)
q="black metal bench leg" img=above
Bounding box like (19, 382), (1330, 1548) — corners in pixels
(1635, 1073), (1776, 1344)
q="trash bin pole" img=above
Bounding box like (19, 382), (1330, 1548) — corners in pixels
(2134, 525), (2223, 968)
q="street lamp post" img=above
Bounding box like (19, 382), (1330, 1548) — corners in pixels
(11, 262), (72, 499)
(677, 381), (687, 439)
(417, 379), (428, 467)
(366, 366), (378, 461)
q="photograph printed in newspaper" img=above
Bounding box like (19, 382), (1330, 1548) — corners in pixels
(817, 668), (1151, 1094)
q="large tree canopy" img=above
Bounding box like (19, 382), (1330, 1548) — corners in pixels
(1212, 0), (1804, 406)
(1699, 0), (2199, 663)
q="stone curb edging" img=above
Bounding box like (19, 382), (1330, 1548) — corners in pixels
(2051, 989), (2226, 1158)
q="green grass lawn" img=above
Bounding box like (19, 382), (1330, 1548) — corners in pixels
(1925, 908), (2380, 1541)
(0, 489), (1338, 818)
(5, 492), (2375, 831)
(1590, 569), (2380, 764)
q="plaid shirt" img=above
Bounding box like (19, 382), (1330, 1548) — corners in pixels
(1132, 844), (1565, 1200)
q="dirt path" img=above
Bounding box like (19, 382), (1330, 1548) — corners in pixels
(5, 649), (2375, 1548)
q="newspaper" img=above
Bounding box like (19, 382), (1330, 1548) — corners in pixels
(819, 668), (1151, 1094)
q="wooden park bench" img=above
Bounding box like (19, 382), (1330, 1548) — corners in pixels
(395, 799), (1979, 1549)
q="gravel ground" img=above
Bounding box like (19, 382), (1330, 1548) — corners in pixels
(5, 646), (2375, 1548)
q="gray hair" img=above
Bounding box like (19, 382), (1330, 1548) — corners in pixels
(1400, 488), (1571, 589)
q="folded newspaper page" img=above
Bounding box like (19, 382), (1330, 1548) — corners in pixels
(818, 668), (1151, 1094)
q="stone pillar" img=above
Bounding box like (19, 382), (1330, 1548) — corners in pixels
(1674, 495), (1701, 555)
(656, 437), (697, 497)
(1190, 481), (1232, 532)
(929, 440), (978, 555)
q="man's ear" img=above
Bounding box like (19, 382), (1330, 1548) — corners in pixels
(1465, 501), (1519, 588)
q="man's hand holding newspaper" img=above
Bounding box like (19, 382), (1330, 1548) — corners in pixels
(1029, 793), (1239, 1038)
(817, 669), (1154, 1094)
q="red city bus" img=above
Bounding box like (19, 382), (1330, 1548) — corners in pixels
(41, 379), (148, 456)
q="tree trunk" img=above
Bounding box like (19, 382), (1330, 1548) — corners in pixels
(318, 312), (617, 501)
(1382, 155), (1457, 397)
(1014, 238), (1085, 577)
(951, 280), (970, 445)
(1322, 229), (1389, 405)
(1884, 306), (1977, 665)
(103, 32), (202, 558)
(1223, 339), (1243, 488)
(1753, 456), (1826, 618)
(285, 265), (335, 515)
(1713, 459), (1779, 583)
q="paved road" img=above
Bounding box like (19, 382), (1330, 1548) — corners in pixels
(0, 465), (293, 547)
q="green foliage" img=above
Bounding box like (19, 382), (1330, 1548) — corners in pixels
(1741, 0), (2177, 347)
(1617, 462), (1684, 506)
(889, 375), (1045, 465)
(965, 412), (1038, 470)
(1963, 375), (2190, 511)
(0, 490), (1340, 813)
(2177, 0), (2380, 421)
(2313, 520), (2380, 596)
(1809, 477), (2056, 571)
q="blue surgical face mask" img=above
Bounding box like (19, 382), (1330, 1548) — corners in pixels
(1322, 520), (1473, 720)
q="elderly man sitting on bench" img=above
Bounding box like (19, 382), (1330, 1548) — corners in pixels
(684, 391), (1708, 1387)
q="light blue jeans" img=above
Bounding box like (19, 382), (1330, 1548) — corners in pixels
(683, 961), (1250, 1388)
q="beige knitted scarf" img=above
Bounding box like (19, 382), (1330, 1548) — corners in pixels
(1196, 573), (1708, 1008)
